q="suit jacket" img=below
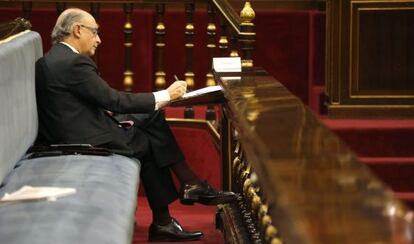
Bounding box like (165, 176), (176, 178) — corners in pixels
(35, 43), (154, 155)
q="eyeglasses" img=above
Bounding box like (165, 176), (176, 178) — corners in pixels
(79, 24), (99, 36)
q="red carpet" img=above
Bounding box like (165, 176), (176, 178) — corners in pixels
(133, 196), (224, 244)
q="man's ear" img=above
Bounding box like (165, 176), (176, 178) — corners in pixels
(73, 24), (81, 39)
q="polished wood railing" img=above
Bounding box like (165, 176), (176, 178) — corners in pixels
(214, 69), (414, 243)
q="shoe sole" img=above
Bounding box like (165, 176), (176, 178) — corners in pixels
(180, 195), (236, 206)
(148, 234), (203, 242)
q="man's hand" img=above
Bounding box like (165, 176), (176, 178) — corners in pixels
(167, 80), (187, 100)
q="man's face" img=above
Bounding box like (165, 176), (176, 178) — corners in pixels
(76, 16), (101, 56)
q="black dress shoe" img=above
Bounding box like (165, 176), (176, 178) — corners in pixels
(179, 181), (237, 205)
(148, 218), (203, 242)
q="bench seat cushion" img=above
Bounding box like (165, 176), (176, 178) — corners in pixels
(0, 154), (140, 244)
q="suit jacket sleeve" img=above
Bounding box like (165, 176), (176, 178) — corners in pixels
(68, 55), (155, 114)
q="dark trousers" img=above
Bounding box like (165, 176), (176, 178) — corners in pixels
(119, 111), (184, 209)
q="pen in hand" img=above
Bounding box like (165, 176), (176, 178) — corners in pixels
(174, 75), (187, 97)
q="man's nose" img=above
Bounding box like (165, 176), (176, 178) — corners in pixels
(96, 35), (102, 44)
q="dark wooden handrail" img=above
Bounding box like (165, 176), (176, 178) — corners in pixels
(211, 0), (240, 33)
(215, 69), (414, 243)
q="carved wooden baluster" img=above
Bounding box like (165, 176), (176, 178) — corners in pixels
(218, 17), (229, 57)
(230, 34), (239, 57)
(90, 3), (100, 21)
(56, 2), (66, 15)
(239, 1), (255, 69)
(206, 2), (216, 87)
(205, 2), (217, 122)
(22, 2), (32, 21)
(154, 4), (166, 91)
(184, 3), (195, 119)
(90, 3), (100, 63)
(123, 3), (134, 91)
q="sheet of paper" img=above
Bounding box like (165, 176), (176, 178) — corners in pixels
(182, 85), (223, 98)
(221, 76), (241, 81)
(0, 185), (76, 202)
(213, 57), (241, 72)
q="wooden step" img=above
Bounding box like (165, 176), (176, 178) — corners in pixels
(393, 192), (414, 209)
(321, 118), (414, 157)
(360, 157), (414, 192)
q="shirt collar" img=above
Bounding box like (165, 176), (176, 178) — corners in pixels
(60, 42), (79, 54)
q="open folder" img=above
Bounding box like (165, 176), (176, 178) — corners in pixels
(170, 85), (225, 107)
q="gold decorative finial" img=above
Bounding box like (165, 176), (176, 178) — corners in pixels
(185, 72), (195, 89)
(156, 22), (165, 31)
(240, 1), (255, 23)
(123, 70), (133, 91)
(155, 71), (166, 90)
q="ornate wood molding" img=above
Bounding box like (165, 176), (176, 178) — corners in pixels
(325, 0), (414, 117)
(0, 18), (31, 42)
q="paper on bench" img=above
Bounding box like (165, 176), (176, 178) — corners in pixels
(0, 185), (76, 202)
(182, 85), (222, 99)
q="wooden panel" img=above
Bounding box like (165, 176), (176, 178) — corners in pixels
(352, 3), (414, 97)
(326, 0), (414, 117)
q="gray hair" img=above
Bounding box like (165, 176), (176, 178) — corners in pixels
(51, 9), (85, 44)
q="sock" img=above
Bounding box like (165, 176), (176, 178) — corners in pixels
(171, 161), (201, 185)
(152, 206), (171, 226)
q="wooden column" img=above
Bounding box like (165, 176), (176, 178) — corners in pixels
(206, 2), (217, 122)
(239, 1), (255, 69)
(90, 3), (100, 20)
(205, 2), (216, 87)
(184, 3), (195, 119)
(56, 2), (66, 15)
(220, 109), (232, 191)
(218, 18), (229, 57)
(154, 4), (166, 91)
(90, 3), (100, 63)
(21, 2), (32, 21)
(229, 34), (239, 57)
(123, 3), (134, 91)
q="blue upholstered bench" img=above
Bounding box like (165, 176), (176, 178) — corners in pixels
(0, 30), (141, 244)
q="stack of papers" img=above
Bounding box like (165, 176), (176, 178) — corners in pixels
(182, 85), (223, 98)
(0, 185), (76, 203)
(213, 57), (241, 72)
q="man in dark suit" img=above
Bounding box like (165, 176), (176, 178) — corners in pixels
(35, 8), (235, 242)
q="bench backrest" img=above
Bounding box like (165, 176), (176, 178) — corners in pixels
(0, 30), (42, 184)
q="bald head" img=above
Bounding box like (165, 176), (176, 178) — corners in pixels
(51, 8), (91, 45)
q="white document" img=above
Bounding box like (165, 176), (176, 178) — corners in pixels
(0, 185), (76, 203)
(221, 76), (241, 81)
(182, 85), (223, 99)
(213, 57), (241, 72)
